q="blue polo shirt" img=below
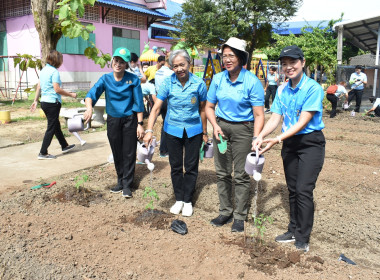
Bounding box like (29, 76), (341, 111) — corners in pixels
(86, 71), (144, 118)
(157, 72), (207, 138)
(267, 72), (278, 86)
(270, 73), (325, 134)
(207, 68), (264, 122)
(39, 64), (62, 103)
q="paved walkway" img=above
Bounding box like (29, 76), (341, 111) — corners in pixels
(0, 131), (111, 191)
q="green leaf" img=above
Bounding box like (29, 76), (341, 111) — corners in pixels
(77, 4), (85, 18)
(58, 5), (70, 20)
(13, 58), (21, 67)
(81, 31), (89, 41)
(61, 20), (71, 27)
(70, 0), (80, 12)
(86, 24), (95, 32)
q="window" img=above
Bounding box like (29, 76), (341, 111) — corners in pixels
(0, 0), (31, 20)
(56, 32), (95, 55)
(112, 27), (140, 56)
(79, 5), (100, 22)
(106, 9), (145, 29)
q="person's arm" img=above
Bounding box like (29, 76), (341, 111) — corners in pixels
(274, 73), (279, 83)
(143, 99), (163, 146)
(138, 64), (147, 83)
(205, 101), (223, 140)
(83, 76), (106, 123)
(199, 101), (208, 143)
(53, 83), (77, 98)
(259, 111), (315, 154)
(30, 82), (41, 112)
(136, 112), (144, 139)
(253, 113), (282, 152)
(84, 97), (93, 124)
(252, 105), (264, 138)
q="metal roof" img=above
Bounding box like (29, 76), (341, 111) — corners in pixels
(96, 0), (170, 19)
(333, 15), (380, 54)
(273, 21), (329, 35)
(155, 0), (182, 25)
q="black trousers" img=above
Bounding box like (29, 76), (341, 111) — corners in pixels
(348, 89), (363, 112)
(265, 85), (277, 109)
(166, 130), (202, 203)
(326, 94), (338, 118)
(159, 100), (168, 154)
(107, 114), (137, 189)
(281, 130), (325, 243)
(40, 101), (68, 155)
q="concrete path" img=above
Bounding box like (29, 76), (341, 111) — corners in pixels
(0, 131), (111, 191)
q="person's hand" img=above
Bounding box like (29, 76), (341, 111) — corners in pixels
(143, 131), (152, 146)
(137, 125), (144, 140)
(213, 124), (224, 141)
(202, 134), (208, 144)
(260, 137), (280, 154)
(30, 101), (38, 113)
(83, 108), (92, 124)
(71, 92), (77, 98)
(252, 136), (263, 152)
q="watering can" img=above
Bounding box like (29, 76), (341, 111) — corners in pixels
(343, 102), (349, 110)
(204, 140), (214, 158)
(137, 138), (157, 171)
(350, 110), (356, 117)
(68, 114), (89, 133)
(245, 147), (265, 181)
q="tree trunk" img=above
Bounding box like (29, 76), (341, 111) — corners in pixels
(31, 0), (62, 66)
(320, 66), (324, 85)
(246, 44), (255, 71)
(314, 64), (318, 81)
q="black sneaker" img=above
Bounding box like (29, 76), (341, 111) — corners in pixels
(159, 153), (169, 158)
(122, 187), (132, 198)
(62, 144), (75, 153)
(265, 109), (271, 113)
(295, 241), (309, 253)
(275, 231), (295, 243)
(231, 219), (244, 232)
(110, 185), (123, 193)
(38, 153), (57, 160)
(210, 215), (233, 227)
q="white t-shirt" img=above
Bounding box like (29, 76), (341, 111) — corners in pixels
(373, 98), (380, 108)
(335, 85), (347, 98)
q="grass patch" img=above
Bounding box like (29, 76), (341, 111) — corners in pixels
(12, 116), (46, 122)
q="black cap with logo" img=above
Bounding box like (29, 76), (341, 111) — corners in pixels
(278, 45), (304, 60)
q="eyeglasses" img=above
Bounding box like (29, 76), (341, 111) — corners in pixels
(222, 54), (237, 61)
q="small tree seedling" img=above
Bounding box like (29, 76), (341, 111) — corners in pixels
(75, 174), (88, 192)
(143, 186), (159, 210)
(253, 213), (273, 244)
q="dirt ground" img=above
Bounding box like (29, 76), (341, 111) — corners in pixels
(0, 106), (380, 280)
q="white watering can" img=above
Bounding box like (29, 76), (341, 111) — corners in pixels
(204, 140), (214, 158)
(137, 137), (157, 171)
(68, 114), (89, 133)
(245, 147), (265, 181)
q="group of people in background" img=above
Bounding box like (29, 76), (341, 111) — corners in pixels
(38, 33), (380, 253)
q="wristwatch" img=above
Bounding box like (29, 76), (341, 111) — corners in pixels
(137, 121), (143, 126)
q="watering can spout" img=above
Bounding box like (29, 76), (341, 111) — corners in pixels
(245, 147), (265, 180)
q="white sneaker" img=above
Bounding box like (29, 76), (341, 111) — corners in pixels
(182, 202), (193, 217)
(170, 201), (184, 215)
(80, 140), (86, 146)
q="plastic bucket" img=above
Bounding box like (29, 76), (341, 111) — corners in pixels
(0, 110), (11, 124)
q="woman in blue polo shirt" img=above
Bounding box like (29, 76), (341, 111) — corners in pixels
(254, 45), (325, 252)
(30, 50), (77, 160)
(84, 47), (145, 198)
(205, 37), (265, 233)
(143, 49), (208, 217)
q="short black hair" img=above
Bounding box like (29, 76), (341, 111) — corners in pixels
(270, 66), (277, 71)
(130, 53), (139, 63)
(158, 55), (166, 63)
(355, 65), (362, 70)
(142, 62), (149, 67)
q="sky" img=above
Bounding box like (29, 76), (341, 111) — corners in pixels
(291, 0), (380, 22)
(172, 0), (380, 23)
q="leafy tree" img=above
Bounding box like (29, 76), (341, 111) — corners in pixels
(30, 0), (110, 67)
(262, 17), (345, 83)
(172, 0), (302, 70)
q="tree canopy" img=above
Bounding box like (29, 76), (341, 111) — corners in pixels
(31, 0), (110, 67)
(171, 0), (302, 69)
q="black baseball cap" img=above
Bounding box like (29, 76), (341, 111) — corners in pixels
(278, 45), (304, 60)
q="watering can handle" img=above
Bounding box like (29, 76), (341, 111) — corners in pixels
(72, 113), (90, 131)
(255, 147), (259, 164)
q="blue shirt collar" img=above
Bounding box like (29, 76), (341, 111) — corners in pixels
(286, 73), (308, 93)
(172, 72), (195, 89)
(224, 67), (246, 84)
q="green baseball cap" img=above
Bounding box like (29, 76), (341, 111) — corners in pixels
(113, 47), (131, 63)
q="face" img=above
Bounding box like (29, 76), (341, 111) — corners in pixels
(112, 57), (127, 74)
(355, 68), (361, 74)
(157, 60), (165, 69)
(280, 57), (305, 82)
(143, 65), (149, 72)
(222, 47), (240, 73)
(172, 55), (190, 81)
(269, 69), (275, 75)
(129, 61), (137, 68)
